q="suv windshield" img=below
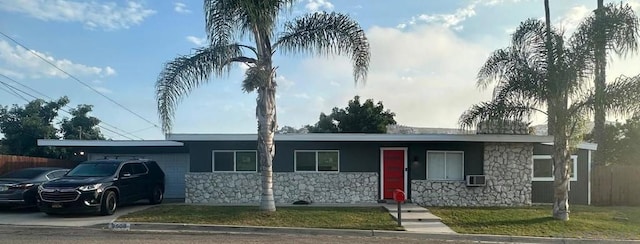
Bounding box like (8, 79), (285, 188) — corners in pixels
(66, 162), (120, 177)
(0, 168), (48, 179)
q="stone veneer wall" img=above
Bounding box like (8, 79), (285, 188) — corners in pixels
(412, 143), (533, 206)
(186, 172), (378, 204)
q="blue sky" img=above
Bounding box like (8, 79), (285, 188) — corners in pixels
(0, 0), (639, 140)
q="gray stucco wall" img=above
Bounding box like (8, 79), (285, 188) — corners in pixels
(531, 144), (590, 205)
(411, 143), (533, 206)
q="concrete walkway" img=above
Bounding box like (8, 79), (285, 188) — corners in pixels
(382, 203), (456, 234)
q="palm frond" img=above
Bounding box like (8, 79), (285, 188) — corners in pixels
(204, 0), (239, 44)
(477, 48), (511, 89)
(242, 66), (272, 93)
(156, 43), (250, 133)
(274, 12), (370, 83)
(204, 0), (297, 45)
(570, 74), (640, 117)
(458, 100), (535, 131)
(571, 2), (639, 58)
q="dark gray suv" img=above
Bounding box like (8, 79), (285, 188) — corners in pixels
(37, 159), (165, 215)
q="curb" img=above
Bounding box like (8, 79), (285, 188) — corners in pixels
(107, 222), (640, 244)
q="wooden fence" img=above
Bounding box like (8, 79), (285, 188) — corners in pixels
(0, 155), (77, 176)
(592, 165), (640, 206)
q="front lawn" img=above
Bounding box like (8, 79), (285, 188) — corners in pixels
(118, 205), (399, 231)
(430, 205), (640, 240)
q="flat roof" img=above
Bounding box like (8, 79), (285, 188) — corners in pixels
(167, 133), (555, 143)
(37, 139), (184, 147)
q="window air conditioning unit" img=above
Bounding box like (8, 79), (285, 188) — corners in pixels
(466, 175), (486, 187)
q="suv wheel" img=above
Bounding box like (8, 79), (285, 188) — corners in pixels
(100, 190), (117, 216)
(149, 186), (163, 205)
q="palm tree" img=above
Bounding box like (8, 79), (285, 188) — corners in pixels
(460, 15), (640, 220)
(155, 0), (370, 211)
(571, 1), (639, 166)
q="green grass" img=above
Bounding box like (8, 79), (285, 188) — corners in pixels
(430, 205), (640, 240)
(118, 205), (400, 231)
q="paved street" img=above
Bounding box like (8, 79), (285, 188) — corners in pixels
(0, 225), (491, 244)
(0, 204), (152, 227)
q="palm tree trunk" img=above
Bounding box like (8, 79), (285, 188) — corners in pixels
(593, 0), (607, 166)
(257, 78), (277, 212)
(547, 106), (555, 136)
(551, 101), (571, 221)
(544, 0), (571, 221)
(544, 0), (555, 136)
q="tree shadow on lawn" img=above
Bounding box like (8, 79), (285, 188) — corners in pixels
(455, 216), (555, 228)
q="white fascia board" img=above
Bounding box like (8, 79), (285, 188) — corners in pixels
(167, 133), (554, 143)
(37, 139), (184, 147)
(542, 142), (598, 151)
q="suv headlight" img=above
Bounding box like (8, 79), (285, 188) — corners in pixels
(78, 183), (103, 191)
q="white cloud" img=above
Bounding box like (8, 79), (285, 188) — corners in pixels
(276, 75), (295, 90)
(0, 68), (25, 79)
(294, 25), (494, 129)
(0, 40), (116, 79)
(557, 5), (590, 34)
(416, 3), (477, 29)
(398, 0), (527, 30)
(305, 0), (334, 12)
(174, 2), (191, 14)
(0, 0), (155, 30)
(186, 36), (207, 46)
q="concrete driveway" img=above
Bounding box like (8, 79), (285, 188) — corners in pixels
(0, 204), (153, 227)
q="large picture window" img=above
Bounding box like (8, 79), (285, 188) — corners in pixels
(532, 155), (577, 181)
(295, 150), (339, 172)
(212, 150), (257, 172)
(426, 151), (464, 180)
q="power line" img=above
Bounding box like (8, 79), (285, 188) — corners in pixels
(0, 73), (145, 140)
(0, 73), (50, 99)
(0, 31), (160, 130)
(0, 81), (29, 102)
(0, 78), (137, 140)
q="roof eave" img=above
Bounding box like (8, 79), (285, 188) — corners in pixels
(37, 139), (184, 147)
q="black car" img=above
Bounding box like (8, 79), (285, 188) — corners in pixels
(0, 167), (69, 208)
(37, 159), (165, 215)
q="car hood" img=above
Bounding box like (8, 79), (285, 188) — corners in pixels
(0, 178), (32, 185)
(42, 177), (109, 188)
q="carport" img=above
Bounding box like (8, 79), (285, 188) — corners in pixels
(37, 140), (189, 201)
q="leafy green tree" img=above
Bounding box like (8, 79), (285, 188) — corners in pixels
(60, 104), (105, 140)
(586, 114), (640, 166)
(307, 96), (396, 133)
(459, 13), (640, 220)
(572, 1), (639, 166)
(276, 125), (307, 134)
(155, 0), (370, 211)
(0, 97), (69, 157)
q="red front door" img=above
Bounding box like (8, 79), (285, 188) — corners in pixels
(382, 149), (405, 199)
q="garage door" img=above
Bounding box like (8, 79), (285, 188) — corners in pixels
(88, 153), (189, 199)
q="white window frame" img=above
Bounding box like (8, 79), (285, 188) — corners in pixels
(212, 150), (258, 172)
(426, 150), (465, 181)
(294, 150), (340, 172)
(532, 155), (578, 181)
